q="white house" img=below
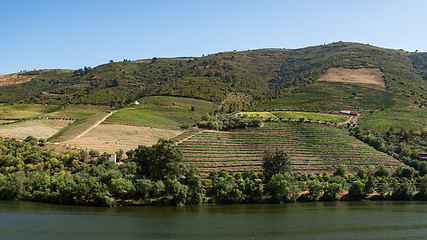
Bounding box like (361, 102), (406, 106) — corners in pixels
(134, 101), (140, 105)
(340, 110), (351, 115)
(107, 154), (117, 163)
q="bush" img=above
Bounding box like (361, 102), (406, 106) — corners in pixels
(375, 164), (390, 177)
(401, 166), (415, 179)
(321, 182), (342, 201)
(335, 164), (348, 177)
(348, 180), (365, 200)
(263, 148), (290, 180)
(357, 167), (367, 179)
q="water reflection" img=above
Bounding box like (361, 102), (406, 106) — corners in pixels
(0, 201), (427, 239)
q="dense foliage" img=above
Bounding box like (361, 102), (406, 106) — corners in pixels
(1, 136), (427, 206)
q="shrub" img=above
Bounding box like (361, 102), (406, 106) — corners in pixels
(357, 167), (367, 179)
(335, 164), (348, 177)
(321, 182), (342, 201)
(375, 164), (390, 177)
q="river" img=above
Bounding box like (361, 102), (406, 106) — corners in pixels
(0, 200), (426, 239)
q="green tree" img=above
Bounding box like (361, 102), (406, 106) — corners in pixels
(363, 176), (376, 195)
(418, 161), (427, 176)
(134, 139), (183, 181)
(321, 182), (342, 201)
(306, 179), (323, 201)
(401, 166), (415, 179)
(268, 173), (300, 203)
(262, 148), (291, 180)
(375, 164), (390, 177)
(348, 180), (365, 200)
(392, 182), (415, 200)
(335, 164), (348, 177)
(115, 149), (124, 162)
(357, 167), (367, 179)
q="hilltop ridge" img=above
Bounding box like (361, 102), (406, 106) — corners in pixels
(0, 42), (426, 110)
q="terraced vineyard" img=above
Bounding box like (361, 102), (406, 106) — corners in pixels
(177, 122), (404, 176)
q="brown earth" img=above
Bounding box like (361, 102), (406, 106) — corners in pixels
(55, 124), (182, 153)
(0, 119), (72, 140)
(317, 67), (385, 89)
(0, 73), (36, 87)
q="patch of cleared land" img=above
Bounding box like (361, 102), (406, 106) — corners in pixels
(0, 73), (36, 87)
(317, 67), (385, 89)
(0, 119), (72, 140)
(59, 124), (182, 153)
(48, 113), (110, 142)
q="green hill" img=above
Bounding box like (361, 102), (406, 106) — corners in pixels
(2, 42), (427, 175)
(1, 42), (426, 110)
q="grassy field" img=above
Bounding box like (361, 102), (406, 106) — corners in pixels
(45, 104), (112, 118)
(177, 122), (403, 175)
(358, 103), (427, 132)
(272, 111), (349, 123)
(0, 119), (72, 140)
(103, 96), (218, 130)
(257, 82), (396, 112)
(0, 104), (111, 119)
(0, 104), (61, 118)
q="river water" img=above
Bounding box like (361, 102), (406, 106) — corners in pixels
(1, 200), (426, 239)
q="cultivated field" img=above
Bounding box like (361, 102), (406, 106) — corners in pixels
(54, 124), (181, 153)
(272, 111), (349, 123)
(104, 96), (218, 130)
(0, 119), (72, 140)
(259, 82), (396, 112)
(317, 67), (386, 89)
(48, 113), (110, 142)
(177, 122), (404, 176)
(0, 104), (61, 119)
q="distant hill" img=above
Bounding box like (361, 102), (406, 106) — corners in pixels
(0, 42), (425, 109)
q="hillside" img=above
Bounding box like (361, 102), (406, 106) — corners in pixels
(1, 42), (426, 110)
(177, 122), (404, 177)
(1, 42), (427, 177)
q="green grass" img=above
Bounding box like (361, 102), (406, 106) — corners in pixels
(272, 111), (349, 123)
(103, 96), (218, 130)
(358, 102), (427, 132)
(0, 104), (61, 119)
(257, 82), (396, 112)
(45, 104), (112, 119)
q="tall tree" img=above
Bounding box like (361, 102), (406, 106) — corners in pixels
(262, 148), (291, 180)
(134, 139), (183, 181)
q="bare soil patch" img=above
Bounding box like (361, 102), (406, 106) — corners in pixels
(0, 73), (35, 87)
(59, 124), (182, 153)
(0, 119), (72, 139)
(317, 67), (385, 89)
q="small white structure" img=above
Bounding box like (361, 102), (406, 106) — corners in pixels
(134, 101), (140, 105)
(340, 110), (351, 115)
(107, 154), (117, 163)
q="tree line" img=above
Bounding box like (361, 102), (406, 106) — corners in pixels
(1, 136), (427, 207)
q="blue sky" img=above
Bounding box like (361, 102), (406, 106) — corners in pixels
(1, 0), (426, 75)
